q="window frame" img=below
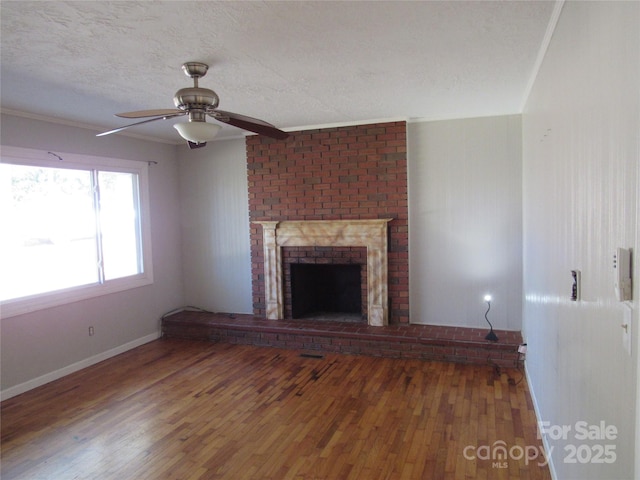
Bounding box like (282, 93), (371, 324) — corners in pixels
(0, 146), (154, 318)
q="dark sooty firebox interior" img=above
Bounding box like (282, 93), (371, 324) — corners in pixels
(290, 263), (362, 319)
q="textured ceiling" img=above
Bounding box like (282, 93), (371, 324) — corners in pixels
(0, 1), (556, 143)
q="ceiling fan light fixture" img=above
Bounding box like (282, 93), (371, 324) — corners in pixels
(173, 121), (221, 143)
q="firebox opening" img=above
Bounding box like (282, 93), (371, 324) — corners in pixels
(291, 263), (362, 320)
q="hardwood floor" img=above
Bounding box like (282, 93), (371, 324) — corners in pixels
(1, 339), (550, 480)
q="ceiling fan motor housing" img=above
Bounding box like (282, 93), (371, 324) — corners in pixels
(174, 87), (219, 111)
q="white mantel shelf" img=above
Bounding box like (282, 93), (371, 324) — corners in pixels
(254, 219), (393, 326)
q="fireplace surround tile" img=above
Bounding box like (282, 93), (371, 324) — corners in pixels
(255, 219), (392, 326)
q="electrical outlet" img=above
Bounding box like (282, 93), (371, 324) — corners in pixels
(89, 326), (95, 336)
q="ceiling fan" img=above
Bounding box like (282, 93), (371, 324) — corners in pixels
(97, 62), (289, 148)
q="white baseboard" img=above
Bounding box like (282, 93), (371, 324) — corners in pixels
(524, 361), (558, 480)
(0, 331), (161, 401)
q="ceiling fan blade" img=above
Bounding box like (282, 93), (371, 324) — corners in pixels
(96, 113), (185, 137)
(210, 110), (289, 140)
(115, 109), (183, 119)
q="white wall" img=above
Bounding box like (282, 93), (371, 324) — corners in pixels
(176, 118), (524, 329)
(522, 2), (639, 479)
(408, 115), (523, 330)
(0, 114), (185, 398)
(178, 138), (253, 313)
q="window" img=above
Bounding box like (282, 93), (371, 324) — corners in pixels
(0, 147), (153, 317)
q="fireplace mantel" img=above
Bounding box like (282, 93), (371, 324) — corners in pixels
(254, 219), (392, 326)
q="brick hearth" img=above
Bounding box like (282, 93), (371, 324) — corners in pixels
(162, 311), (522, 368)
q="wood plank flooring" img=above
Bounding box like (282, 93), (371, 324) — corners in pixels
(1, 339), (550, 480)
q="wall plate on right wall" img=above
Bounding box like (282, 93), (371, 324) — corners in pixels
(614, 247), (632, 302)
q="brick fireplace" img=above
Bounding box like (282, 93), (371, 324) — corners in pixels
(248, 121), (409, 325)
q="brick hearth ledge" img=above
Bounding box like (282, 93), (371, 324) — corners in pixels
(254, 219), (392, 326)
